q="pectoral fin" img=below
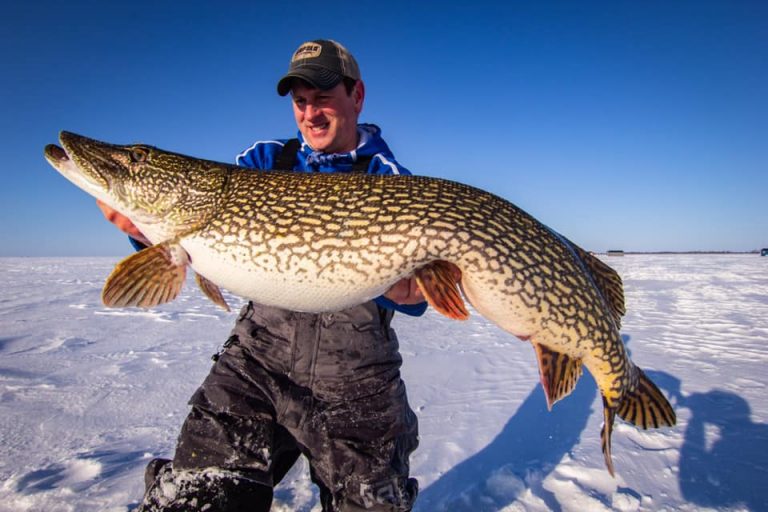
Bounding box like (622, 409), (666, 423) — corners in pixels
(195, 273), (230, 312)
(414, 261), (468, 320)
(102, 242), (188, 308)
(533, 343), (583, 410)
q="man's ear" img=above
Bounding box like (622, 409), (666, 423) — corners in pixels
(354, 80), (365, 114)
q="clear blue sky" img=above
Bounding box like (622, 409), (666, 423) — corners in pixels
(2, 1), (766, 256)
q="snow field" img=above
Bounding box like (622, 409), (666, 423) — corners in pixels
(0, 254), (766, 511)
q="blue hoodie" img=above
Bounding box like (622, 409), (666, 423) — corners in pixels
(235, 123), (427, 317)
(237, 123), (409, 175)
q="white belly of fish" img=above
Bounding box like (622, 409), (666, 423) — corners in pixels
(180, 236), (395, 312)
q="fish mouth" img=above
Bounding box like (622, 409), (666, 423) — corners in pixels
(44, 131), (111, 196)
(44, 137), (77, 176)
(44, 143), (69, 166)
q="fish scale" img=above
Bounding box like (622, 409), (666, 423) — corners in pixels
(45, 130), (676, 476)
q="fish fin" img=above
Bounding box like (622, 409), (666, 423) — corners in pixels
(570, 244), (626, 329)
(533, 344), (583, 410)
(102, 242), (188, 308)
(617, 367), (677, 429)
(601, 398), (617, 477)
(195, 273), (230, 312)
(414, 260), (469, 320)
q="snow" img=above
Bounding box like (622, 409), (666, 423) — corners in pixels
(1, 254), (767, 511)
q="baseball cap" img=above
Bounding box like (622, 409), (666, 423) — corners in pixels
(277, 39), (361, 96)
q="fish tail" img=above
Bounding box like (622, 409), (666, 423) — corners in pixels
(617, 367), (677, 429)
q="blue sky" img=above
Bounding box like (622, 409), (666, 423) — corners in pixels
(2, 1), (766, 256)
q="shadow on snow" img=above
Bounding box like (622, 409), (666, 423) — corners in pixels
(418, 335), (768, 511)
(15, 449), (148, 494)
(661, 374), (768, 511)
(415, 351), (598, 511)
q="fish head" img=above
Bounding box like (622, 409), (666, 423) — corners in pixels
(45, 131), (228, 237)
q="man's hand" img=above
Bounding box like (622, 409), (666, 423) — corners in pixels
(96, 200), (151, 246)
(384, 264), (462, 306)
(384, 277), (425, 305)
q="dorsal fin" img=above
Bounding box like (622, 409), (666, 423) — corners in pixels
(570, 244), (626, 329)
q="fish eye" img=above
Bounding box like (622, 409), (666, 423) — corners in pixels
(130, 147), (149, 163)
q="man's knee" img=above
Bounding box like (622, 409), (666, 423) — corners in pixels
(137, 462), (274, 512)
(174, 405), (274, 475)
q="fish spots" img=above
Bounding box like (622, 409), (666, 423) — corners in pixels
(350, 238), (370, 248)
(299, 217), (323, 226)
(312, 238), (348, 250)
(345, 219), (370, 228)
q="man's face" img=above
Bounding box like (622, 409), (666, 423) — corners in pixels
(291, 80), (364, 154)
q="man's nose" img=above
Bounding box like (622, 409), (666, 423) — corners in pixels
(304, 103), (323, 119)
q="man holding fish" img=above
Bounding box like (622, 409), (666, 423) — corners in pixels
(99, 40), (426, 511)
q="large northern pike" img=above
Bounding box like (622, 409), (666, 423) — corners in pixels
(45, 131), (675, 475)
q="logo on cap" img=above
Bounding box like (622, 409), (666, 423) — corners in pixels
(292, 43), (322, 62)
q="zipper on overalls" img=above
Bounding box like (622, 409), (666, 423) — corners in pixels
(306, 313), (327, 389)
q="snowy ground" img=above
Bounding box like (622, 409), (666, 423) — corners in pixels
(1, 254), (767, 511)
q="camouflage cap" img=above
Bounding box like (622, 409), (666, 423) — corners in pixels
(277, 39), (361, 96)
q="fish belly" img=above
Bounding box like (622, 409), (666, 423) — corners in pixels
(460, 270), (541, 342)
(181, 237), (393, 312)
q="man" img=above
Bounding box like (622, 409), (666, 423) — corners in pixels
(100, 40), (424, 511)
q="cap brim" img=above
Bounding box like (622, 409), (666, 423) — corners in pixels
(276, 66), (344, 96)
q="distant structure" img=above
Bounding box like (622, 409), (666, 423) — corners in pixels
(761, 248), (768, 257)
(607, 250), (625, 257)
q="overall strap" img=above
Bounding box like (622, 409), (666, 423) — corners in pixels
(272, 138), (301, 170)
(273, 138), (374, 174)
(350, 154), (373, 173)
